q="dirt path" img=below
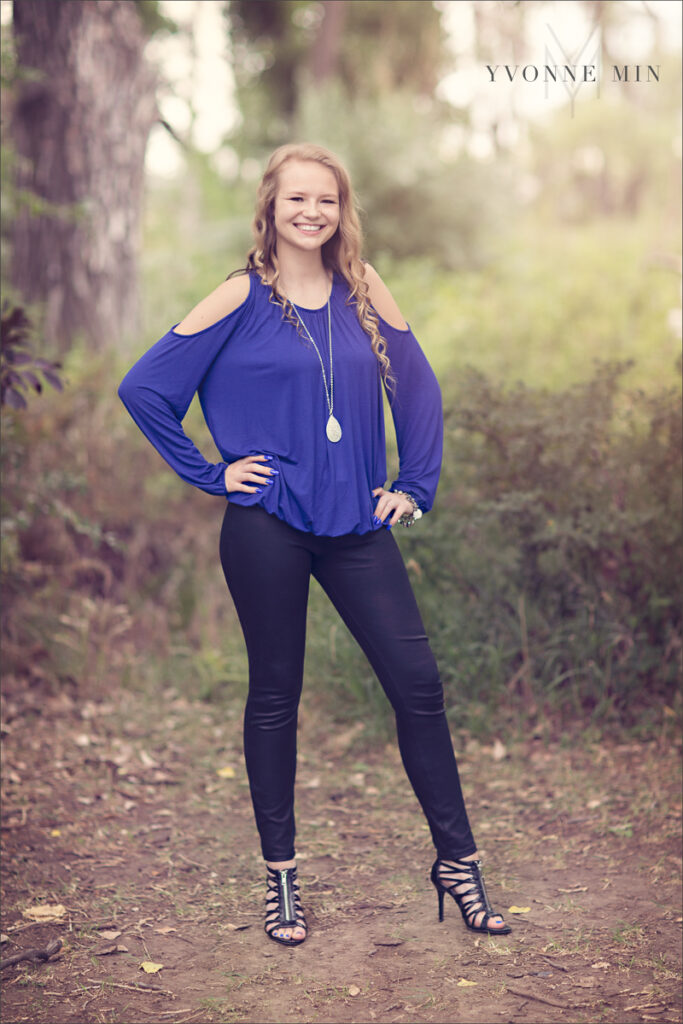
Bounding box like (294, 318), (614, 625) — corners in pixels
(1, 678), (681, 1024)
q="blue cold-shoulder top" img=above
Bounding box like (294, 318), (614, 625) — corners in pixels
(117, 270), (443, 537)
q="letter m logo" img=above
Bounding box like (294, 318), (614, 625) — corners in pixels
(545, 23), (602, 115)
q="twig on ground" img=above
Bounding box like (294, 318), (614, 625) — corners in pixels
(506, 986), (588, 1009)
(176, 852), (209, 870)
(1, 937), (63, 970)
(540, 955), (569, 972)
(623, 1002), (668, 1012)
(134, 1009), (202, 1018)
(83, 977), (175, 996)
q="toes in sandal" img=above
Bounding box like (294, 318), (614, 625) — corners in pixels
(431, 857), (511, 935)
(264, 865), (307, 946)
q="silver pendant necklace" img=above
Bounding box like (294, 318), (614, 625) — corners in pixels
(288, 291), (342, 443)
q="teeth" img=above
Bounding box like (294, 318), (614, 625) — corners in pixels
(296, 225), (322, 232)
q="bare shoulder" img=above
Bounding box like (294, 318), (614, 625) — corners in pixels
(362, 263), (408, 330)
(174, 273), (251, 335)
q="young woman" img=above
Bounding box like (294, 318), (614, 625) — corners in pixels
(118, 143), (511, 946)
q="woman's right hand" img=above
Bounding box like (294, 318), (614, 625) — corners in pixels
(224, 455), (277, 495)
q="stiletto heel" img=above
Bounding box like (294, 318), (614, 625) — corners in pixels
(436, 885), (445, 922)
(431, 857), (511, 935)
(264, 864), (308, 946)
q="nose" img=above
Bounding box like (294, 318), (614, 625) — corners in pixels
(301, 200), (322, 218)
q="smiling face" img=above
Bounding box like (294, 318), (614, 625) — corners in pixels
(272, 159), (341, 257)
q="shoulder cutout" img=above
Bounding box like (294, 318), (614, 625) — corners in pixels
(363, 263), (408, 330)
(174, 274), (251, 335)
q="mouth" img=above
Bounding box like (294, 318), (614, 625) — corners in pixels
(294, 224), (325, 234)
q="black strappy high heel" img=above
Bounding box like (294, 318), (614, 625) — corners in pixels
(431, 857), (512, 935)
(264, 865), (308, 946)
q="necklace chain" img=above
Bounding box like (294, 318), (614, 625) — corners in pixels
(288, 295), (334, 416)
(288, 287), (342, 442)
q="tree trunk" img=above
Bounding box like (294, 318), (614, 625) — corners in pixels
(310, 0), (347, 84)
(10, 0), (157, 350)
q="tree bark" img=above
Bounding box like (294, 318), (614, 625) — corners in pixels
(10, 0), (157, 350)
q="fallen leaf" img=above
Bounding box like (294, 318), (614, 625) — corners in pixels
(1, 934), (9, 944)
(591, 961), (610, 969)
(50, 829), (62, 837)
(140, 961), (164, 974)
(457, 978), (478, 987)
(491, 739), (507, 761)
(117, 944), (129, 952)
(97, 929), (122, 940)
(154, 926), (176, 935)
(586, 799), (603, 809)
(216, 766), (235, 779)
(225, 923), (251, 931)
(93, 943), (119, 956)
(507, 906), (531, 914)
(139, 749), (159, 769)
(22, 904), (66, 922)
(558, 885), (588, 893)
(348, 985), (360, 997)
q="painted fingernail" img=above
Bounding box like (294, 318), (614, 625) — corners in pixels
(263, 455), (273, 460)
(269, 469), (280, 475)
(255, 487), (263, 493)
(373, 516), (381, 525)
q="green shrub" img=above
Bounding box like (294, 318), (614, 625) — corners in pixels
(399, 360), (682, 736)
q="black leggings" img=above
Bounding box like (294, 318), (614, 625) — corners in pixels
(219, 502), (476, 863)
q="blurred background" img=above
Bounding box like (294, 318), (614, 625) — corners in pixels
(1, 0), (681, 743)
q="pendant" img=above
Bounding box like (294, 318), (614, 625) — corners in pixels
(326, 414), (342, 442)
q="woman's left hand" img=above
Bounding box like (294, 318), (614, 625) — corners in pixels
(372, 487), (415, 528)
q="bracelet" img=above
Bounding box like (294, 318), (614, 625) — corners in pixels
(391, 489), (423, 528)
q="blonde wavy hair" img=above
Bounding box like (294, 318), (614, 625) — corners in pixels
(233, 143), (396, 398)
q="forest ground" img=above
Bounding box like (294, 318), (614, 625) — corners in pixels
(1, 673), (681, 1024)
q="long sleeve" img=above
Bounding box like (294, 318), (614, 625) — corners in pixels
(117, 310), (244, 496)
(380, 319), (444, 513)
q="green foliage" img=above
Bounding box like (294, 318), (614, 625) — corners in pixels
(410, 360), (682, 734)
(229, 0), (318, 127)
(528, 75), (682, 222)
(378, 216), (682, 392)
(294, 81), (514, 270)
(139, 152), (253, 335)
(229, 0), (448, 148)
(1, 303), (63, 408)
